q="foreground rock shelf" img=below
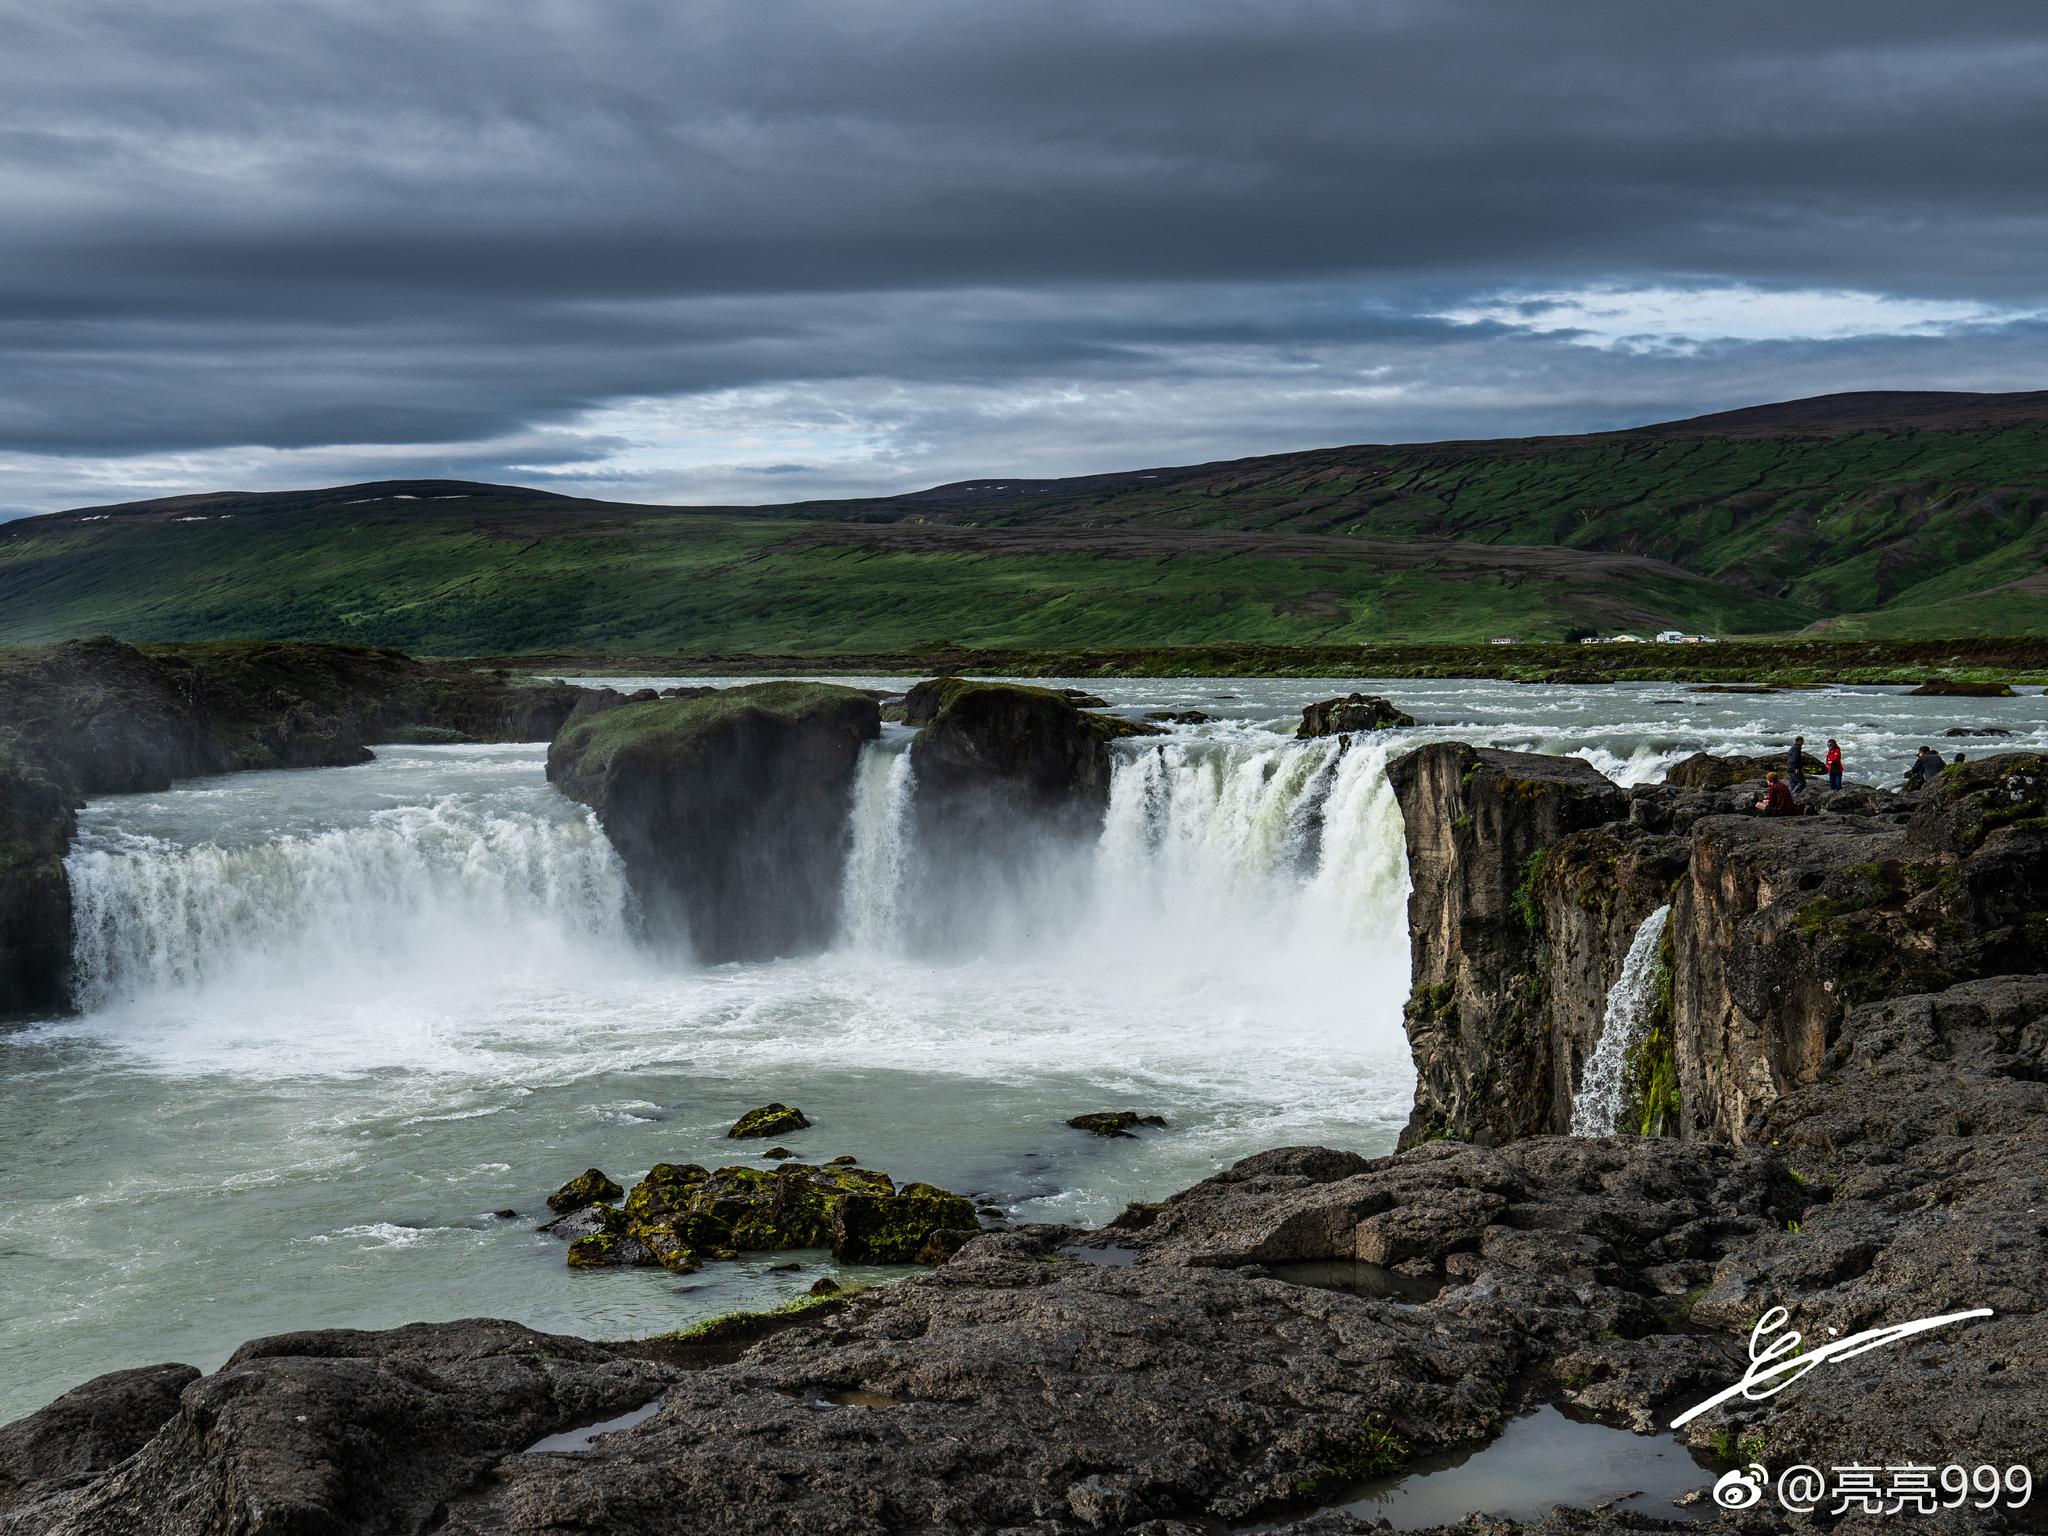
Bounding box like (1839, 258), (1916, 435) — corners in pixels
(3, 741), (2045, 1535)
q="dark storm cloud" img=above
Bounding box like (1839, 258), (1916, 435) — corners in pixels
(2, 0), (2047, 512)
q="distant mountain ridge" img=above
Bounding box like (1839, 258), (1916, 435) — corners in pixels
(6, 390), (2047, 651)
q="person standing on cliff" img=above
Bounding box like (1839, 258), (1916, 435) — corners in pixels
(1825, 737), (1843, 791)
(1787, 735), (1808, 795)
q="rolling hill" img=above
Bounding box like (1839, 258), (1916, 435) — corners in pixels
(3, 391), (2045, 655)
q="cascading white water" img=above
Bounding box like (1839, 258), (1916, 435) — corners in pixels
(1085, 733), (1412, 988)
(839, 742), (918, 952)
(67, 799), (635, 1009)
(1569, 904), (1672, 1136)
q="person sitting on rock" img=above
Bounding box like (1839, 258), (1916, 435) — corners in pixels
(1905, 746), (1936, 789)
(1825, 737), (1843, 791)
(1755, 770), (1800, 816)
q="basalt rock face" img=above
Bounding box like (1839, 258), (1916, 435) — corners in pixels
(0, 637), (591, 1015)
(0, 747), (76, 1015)
(1395, 741), (2048, 1148)
(546, 683), (880, 961)
(901, 678), (1159, 948)
(902, 677), (1154, 821)
(1664, 749), (1824, 788)
(1672, 753), (2047, 1141)
(1385, 744), (1630, 1147)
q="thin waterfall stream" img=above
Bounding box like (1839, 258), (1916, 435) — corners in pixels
(1569, 904), (1672, 1137)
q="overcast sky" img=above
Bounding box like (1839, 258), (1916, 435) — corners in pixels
(3, 0), (2046, 517)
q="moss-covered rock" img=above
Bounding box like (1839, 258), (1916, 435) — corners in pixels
(1066, 1111), (1168, 1138)
(546, 1168), (624, 1215)
(1295, 693), (1415, 737)
(553, 1157), (978, 1272)
(635, 1213), (738, 1274)
(832, 1182), (983, 1265)
(546, 682), (880, 961)
(620, 1162), (710, 1222)
(727, 1103), (810, 1139)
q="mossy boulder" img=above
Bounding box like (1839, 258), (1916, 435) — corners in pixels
(1295, 693), (1415, 738)
(832, 1183), (984, 1265)
(620, 1162), (710, 1223)
(546, 1168), (624, 1215)
(727, 1103), (810, 1139)
(546, 682), (880, 961)
(635, 1213), (739, 1274)
(550, 1158), (978, 1272)
(1067, 1111), (1169, 1138)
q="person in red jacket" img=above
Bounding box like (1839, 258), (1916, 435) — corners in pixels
(1756, 771), (1799, 816)
(1825, 738), (1843, 791)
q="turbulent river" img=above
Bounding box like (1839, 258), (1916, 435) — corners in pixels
(2, 675), (2040, 1418)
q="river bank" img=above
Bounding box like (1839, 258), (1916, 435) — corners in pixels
(478, 636), (2048, 688)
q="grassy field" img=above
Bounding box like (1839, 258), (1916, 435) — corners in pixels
(3, 392), (2045, 655)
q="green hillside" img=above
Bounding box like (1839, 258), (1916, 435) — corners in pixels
(3, 391), (2045, 653)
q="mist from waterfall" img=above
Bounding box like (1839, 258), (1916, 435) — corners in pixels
(1570, 904), (1672, 1137)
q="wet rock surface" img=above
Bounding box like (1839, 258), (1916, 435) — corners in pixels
(1296, 692), (1416, 737)
(726, 1102), (811, 1139)
(1386, 744), (1630, 1146)
(546, 682), (880, 961)
(1068, 1110), (1170, 1137)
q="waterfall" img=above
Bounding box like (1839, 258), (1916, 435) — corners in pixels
(66, 799), (635, 1009)
(839, 742), (917, 952)
(1570, 904), (1672, 1136)
(1081, 733), (1412, 991)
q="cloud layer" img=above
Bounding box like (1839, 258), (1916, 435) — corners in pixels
(4, 0), (2047, 514)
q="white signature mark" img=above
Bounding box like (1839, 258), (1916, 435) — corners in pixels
(1670, 1304), (1994, 1429)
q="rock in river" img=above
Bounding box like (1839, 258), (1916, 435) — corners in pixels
(1295, 693), (1414, 738)
(546, 1168), (623, 1214)
(1067, 1111), (1169, 1138)
(726, 1103), (810, 1139)
(546, 682), (880, 962)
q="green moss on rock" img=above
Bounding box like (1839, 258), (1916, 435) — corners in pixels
(547, 1168), (624, 1215)
(728, 1103), (811, 1139)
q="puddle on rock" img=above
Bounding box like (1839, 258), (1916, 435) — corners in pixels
(522, 1399), (663, 1454)
(778, 1384), (904, 1410)
(1261, 1258), (1440, 1306)
(1337, 1404), (1714, 1528)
